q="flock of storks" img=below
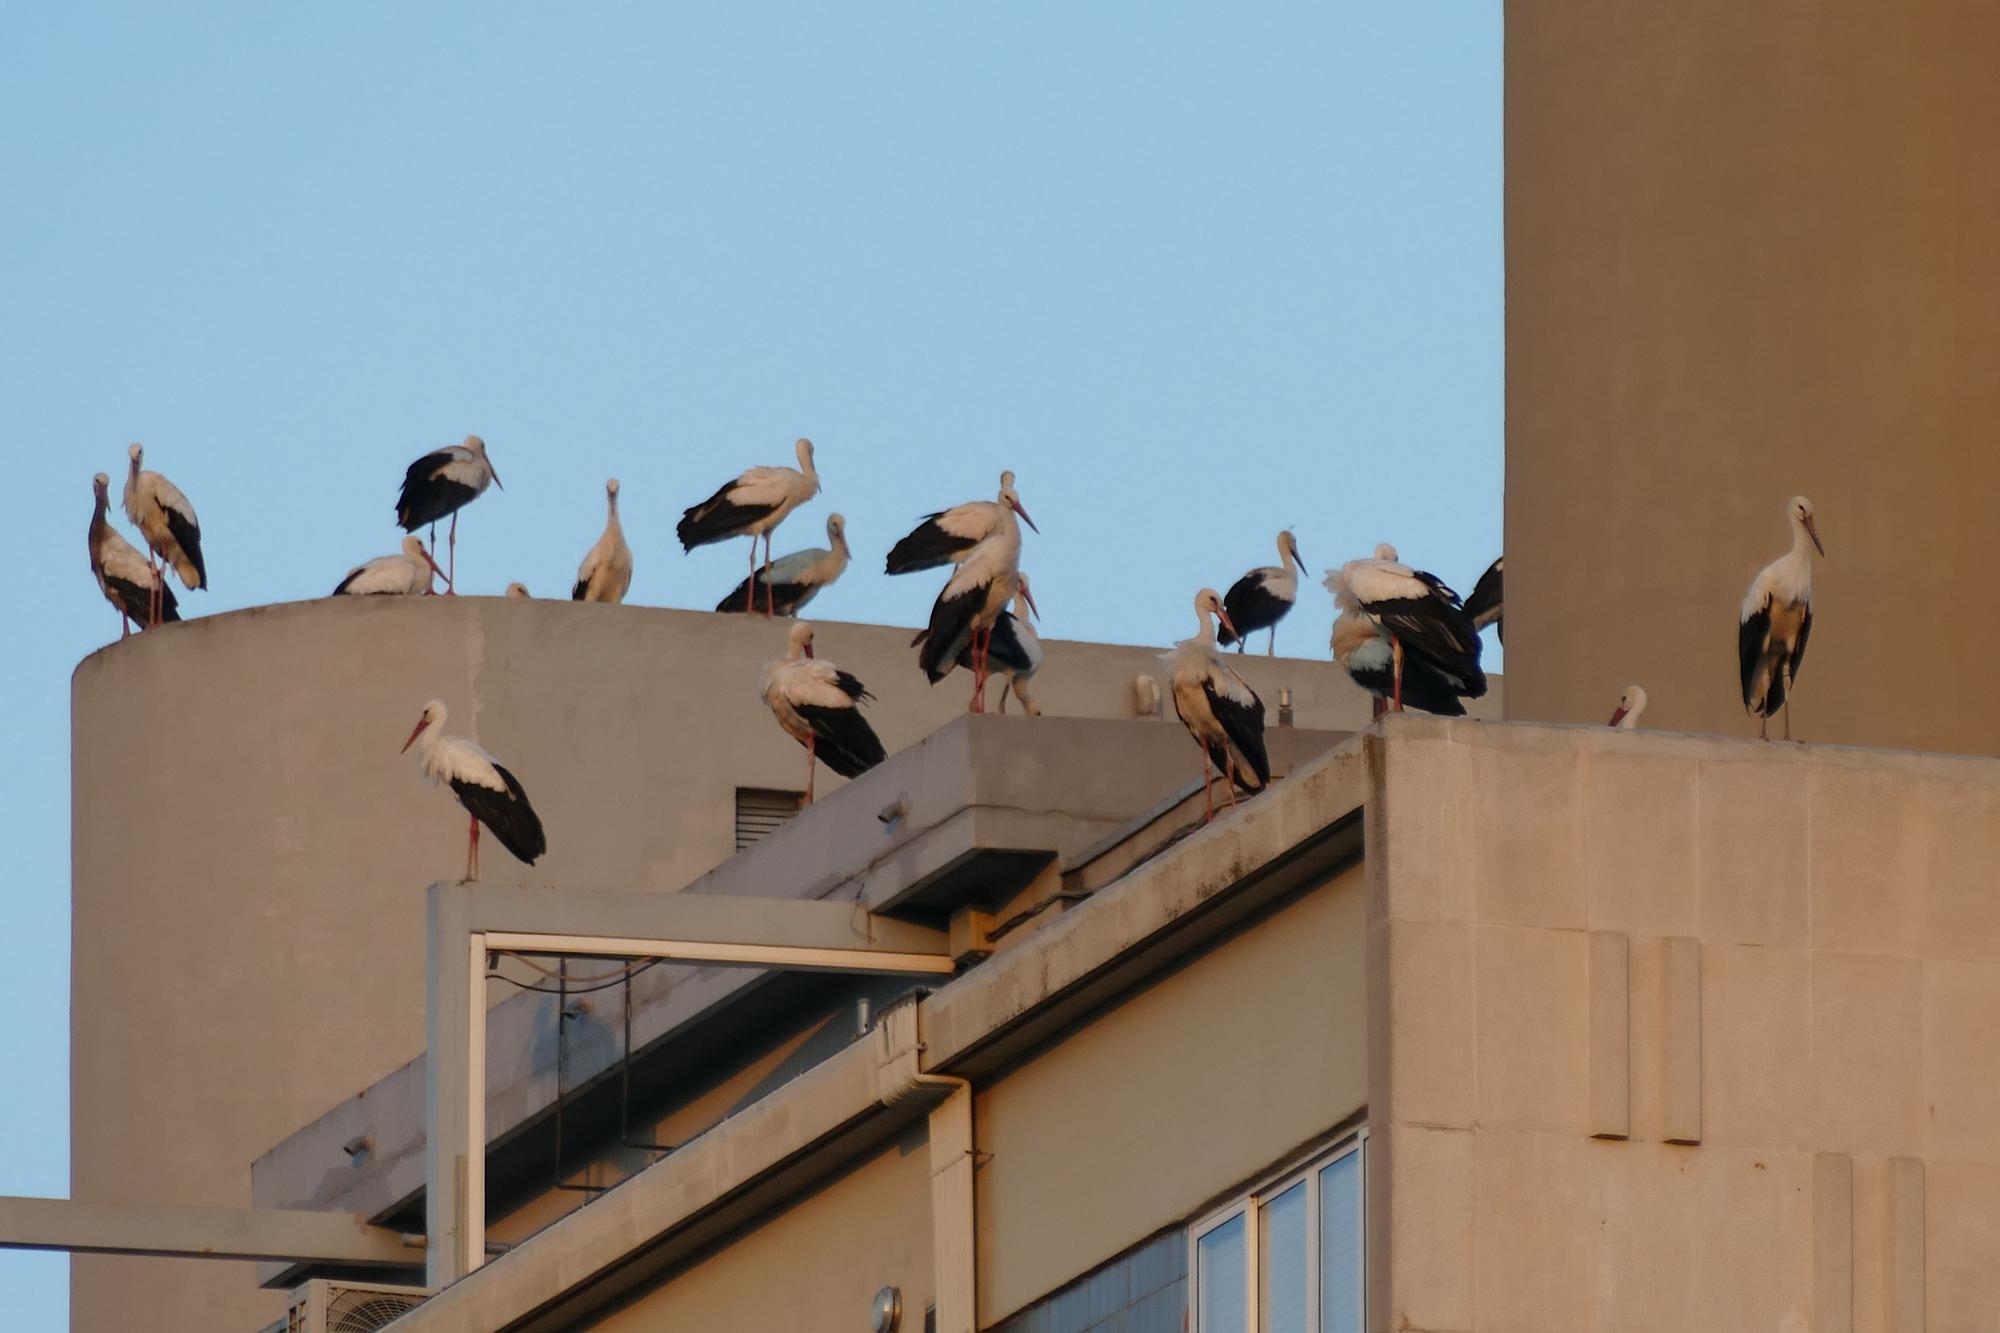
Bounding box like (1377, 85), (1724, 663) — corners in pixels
(86, 435), (1823, 877)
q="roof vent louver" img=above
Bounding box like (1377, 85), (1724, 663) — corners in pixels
(735, 787), (805, 850)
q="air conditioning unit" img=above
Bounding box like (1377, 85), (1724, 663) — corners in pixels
(282, 1280), (429, 1333)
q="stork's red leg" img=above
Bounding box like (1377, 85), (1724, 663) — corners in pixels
(805, 734), (817, 805)
(746, 538), (757, 614)
(465, 814), (480, 882)
(1201, 746), (1215, 823)
(1372, 694), (1387, 720)
(119, 609), (131, 640)
(446, 512), (459, 595)
(424, 525), (438, 594)
(1390, 635), (1405, 712)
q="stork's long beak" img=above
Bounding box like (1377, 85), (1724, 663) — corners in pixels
(1019, 580), (1040, 621)
(1217, 608), (1240, 640)
(400, 718), (430, 753)
(420, 548), (445, 579)
(487, 460), (505, 491)
(804, 642), (815, 659)
(1805, 515), (1824, 557)
(1291, 543), (1308, 574)
(1608, 705), (1629, 728)
(1010, 498), (1040, 534)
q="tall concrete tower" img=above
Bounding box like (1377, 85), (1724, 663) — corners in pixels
(1503, 1), (2000, 755)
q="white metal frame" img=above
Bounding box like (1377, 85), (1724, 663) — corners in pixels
(1186, 1131), (1367, 1333)
(424, 882), (957, 1290)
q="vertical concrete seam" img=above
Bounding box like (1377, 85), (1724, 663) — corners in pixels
(1889, 1157), (1925, 1333)
(1662, 936), (1702, 1144)
(1589, 930), (1631, 1139)
(1813, 1152), (1854, 1333)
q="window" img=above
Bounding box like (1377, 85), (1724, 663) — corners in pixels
(734, 787), (804, 851)
(1190, 1136), (1366, 1333)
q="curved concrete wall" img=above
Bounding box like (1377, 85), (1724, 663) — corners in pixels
(69, 596), (1486, 1332)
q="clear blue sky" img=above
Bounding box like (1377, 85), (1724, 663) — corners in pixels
(0, 5), (1498, 1322)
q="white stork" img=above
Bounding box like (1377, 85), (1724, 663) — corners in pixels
(123, 443), (206, 626)
(1465, 556), (1503, 642)
(396, 435), (502, 595)
(761, 621), (888, 803)
(1739, 495), (1823, 740)
(1328, 586), (1474, 718)
(944, 572), (1043, 714)
(401, 699), (546, 882)
(334, 535), (444, 597)
(715, 513), (850, 617)
(90, 472), (176, 637)
(1218, 529), (1307, 656)
(1166, 589), (1270, 822)
(505, 582), (532, 599)
(1609, 684), (1649, 729)
(884, 471), (1038, 574)
(572, 478), (634, 604)
(678, 437), (821, 616)
(915, 522), (1032, 713)
(1326, 545), (1485, 712)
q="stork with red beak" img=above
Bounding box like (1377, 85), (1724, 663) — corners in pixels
(401, 700), (546, 882)
(1608, 684), (1649, 729)
(1165, 588), (1269, 822)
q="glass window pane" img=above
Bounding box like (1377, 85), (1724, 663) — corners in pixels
(1319, 1152), (1364, 1333)
(1259, 1181), (1309, 1333)
(1197, 1212), (1248, 1333)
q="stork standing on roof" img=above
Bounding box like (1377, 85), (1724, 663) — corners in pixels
(1609, 685), (1649, 729)
(716, 513), (850, 617)
(1166, 589), (1270, 822)
(123, 443), (206, 626)
(401, 699), (545, 882)
(761, 622), (887, 803)
(885, 471), (1038, 574)
(915, 523), (1035, 714)
(572, 478), (633, 604)
(678, 438), (820, 617)
(938, 572), (1043, 714)
(1327, 570), (1476, 717)
(1328, 544), (1485, 713)
(1218, 529), (1307, 656)
(334, 535), (445, 596)
(1465, 557), (1503, 642)
(1739, 496), (1823, 741)
(90, 473), (177, 637)
(396, 435), (502, 595)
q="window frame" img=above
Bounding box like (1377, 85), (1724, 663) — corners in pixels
(1186, 1131), (1367, 1333)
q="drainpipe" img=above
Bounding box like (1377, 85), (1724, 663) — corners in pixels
(874, 998), (976, 1333)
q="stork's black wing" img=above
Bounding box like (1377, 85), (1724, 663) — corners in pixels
(1203, 676), (1269, 792)
(885, 513), (976, 574)
(103, 573), (178, 627)
(1464, 558), (1502, 633)
(1738, 599), (1770, 710)
(397, 452), (480, 531)
(796, 703), (886, 778)
(164, 507), (206, 588)
(1219, 572), (1290, 648)
(677, 479), (775, 551)
(918, 583), (986, 683)
(955, 611), (1035, 673)
(1368, 596), (1486, 699)
(450, 765), (547, 865)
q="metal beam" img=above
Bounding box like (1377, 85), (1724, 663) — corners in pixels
(424, 882), (956, 1291)
(0, 1196), (415, 1266)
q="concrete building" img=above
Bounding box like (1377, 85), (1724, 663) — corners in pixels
(65, 596), (1449, 1333)
(1505, 0), (2000, 757)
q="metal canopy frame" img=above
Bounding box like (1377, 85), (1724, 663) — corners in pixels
(425, 882), (956, 1289)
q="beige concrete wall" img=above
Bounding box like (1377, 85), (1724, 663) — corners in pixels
(1505, 0), (2000, 755)
(70, 597), (1415, 1332)
(976, 864), (1367, 1325)
(583, 1136), (935, 1333)
(1367, 719), (2000, 1332)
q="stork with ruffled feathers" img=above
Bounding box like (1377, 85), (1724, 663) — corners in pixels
(1166, 588), (1269, 822)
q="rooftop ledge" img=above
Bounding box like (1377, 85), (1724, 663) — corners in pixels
(252, 711), (1349, 1260)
